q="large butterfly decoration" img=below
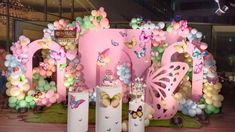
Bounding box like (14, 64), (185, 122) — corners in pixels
(129, 106), (143, 119)
(145, 62), (189, 119)
(139, 30), (152, 43)
(100, 91), (122, 108)
(70, 95), (85, 109)
(192, 47), (208, 60)
(37, 40), (50, 49)
(124, 38), (137, 49)
(134, 46), (146, 59)
(194, 62), (204, 74)
(174, 40), (187, 53)
(96, 49), (110, 67)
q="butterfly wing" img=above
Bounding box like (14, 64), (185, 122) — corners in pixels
(145, 62), (189, 119)
(100, 91), (111, 107)
(134, 47), (146, 59)
(111, 93), (122, 108)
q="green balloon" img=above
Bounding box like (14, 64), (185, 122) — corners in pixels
(64, 81), (70, 87)
(44, 84), (51, 91)
(50, 81), (56, 87)
(33, 73), (40, 80)
(19, 100), (27, 108)
(131, 18), (137, 24)
(27, 90), (36, 96)
(207, 104), (215, 112)
(8, 96), (17, 104)
(213, 107), (220, 114)
(167, 26), (173, 32)
(132, 24), (139, 29)
(38, 80), (46, 87)
(204, 107), (212, 114)
(158, 47), (164, 53)
(9, 103), (16, 108)
(25, 96), (33, 103)
(29, 101), (36, 107)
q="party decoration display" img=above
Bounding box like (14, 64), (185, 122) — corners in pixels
(96, 86), (122, 132)
(67, 92), (89, 132)
(4, 7), (223, 122)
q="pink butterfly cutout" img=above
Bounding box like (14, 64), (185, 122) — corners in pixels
(70, 95), (85, 109)
(145, 62), (189, 119)
(194, 62), (203, 74)
(139, 30), (152, 43)
(50, 48), (65, 60)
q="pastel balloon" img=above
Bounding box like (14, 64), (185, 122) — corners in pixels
(16, 93), (25, 100)
(8, 96), (17, 104)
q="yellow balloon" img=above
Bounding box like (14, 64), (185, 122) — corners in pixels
(10, 88), (20, 96)
(219, 95), (224, 101)
(6, 89), (11, 96)
(207, 92), (212, 98)
(212, 95), (219, 101)
(205, 98), (212, 105)
(16, 92), (25, 100)
(213, 101), (222, 107)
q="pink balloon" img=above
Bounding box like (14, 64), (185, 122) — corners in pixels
(41, 98), (48, 105)
(49, 96), (57, 103)
(59, 19), (65, 25)
(200, 43), (208, 50)
(46, 90), (54, 98)
(53, 21), (59, 27)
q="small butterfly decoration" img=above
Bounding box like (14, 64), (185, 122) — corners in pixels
(59, 63), (67, 70)
(194, 62), (204, 74)
(70, 95), (85, 109)
(134, 46), (146, 59)
(124, 37), (137, 49)
(119, 31), (127, 37)
(174, 40), (187, 53)
(100, 91), (122, 108)
(50, 48), (66, 61)
(129, 106), (143, 119)
(111, 40), (119, 46)
(37, 40), (49, 49)
(96, 53), (110, 67)
(192, 47), (208, 60)
(139, 30), (152, 43)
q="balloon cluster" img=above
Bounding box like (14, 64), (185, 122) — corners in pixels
(202, 82), (224, 114)
(187, 28), (203, 42)
(10, 36), (30, 64)
(34, 89), (64, 107)
(33, 58), (56, 78)
(116, 63), (131, 84)
(178, 98), (203, 117)
(129, 17), (165, 30)
(167, 20), (190, 37)
(33, 77), (56, 92)
(64, 59), (85, 91)
(91, 7), (110, 29)
(151, 44), (167, 64)
(174, 75), (192, 100)
(152, 30), (166, 46)
(8, 95), (35, 110)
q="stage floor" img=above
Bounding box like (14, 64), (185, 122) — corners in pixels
(0, 82), (235, 132)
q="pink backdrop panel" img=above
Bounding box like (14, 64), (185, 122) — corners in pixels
(79, 29), (152, 89)
(161, 42), (204, 101)
(25, 39), (66, 97)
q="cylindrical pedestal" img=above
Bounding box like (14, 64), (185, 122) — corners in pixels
(96, 86), (122, 132)
(67, 92), (89, 132)
(128, 101), (145, 132)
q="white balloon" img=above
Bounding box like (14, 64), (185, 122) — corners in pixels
(158, 22), (165, 29)
(191, 28), (198, 35)
(196, 32), (202, 38)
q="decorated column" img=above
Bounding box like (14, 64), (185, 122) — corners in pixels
(67, 92), (89, 132)
(96, 86), (122, 132)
